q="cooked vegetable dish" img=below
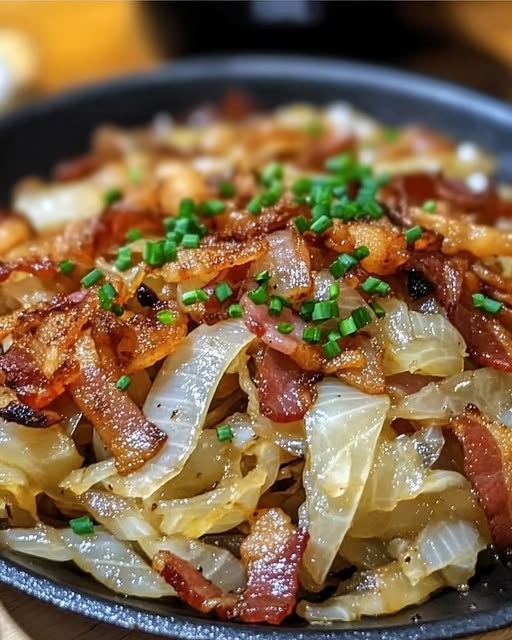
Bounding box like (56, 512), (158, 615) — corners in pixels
(0, 95), (511, 624)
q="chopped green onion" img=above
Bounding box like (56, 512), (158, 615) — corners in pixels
(352, 245), (370, 261)
(261, 181), (284, 206)
(329, 253), (358, 279)
(182, 233), (200, 249)
(329, 283), (340, 300)
(254, 270), (271, 283)
(128, 166), (142, 184)
(312, 300), (336, 322)
(472, 293), (503, 315)
(126, 228), (142, 242)
(261, 162), (283, 186)
(218, 181), (236, 198)
(227, 302), (243, 318)
(98, 282), (118, 310)
(181, 289), (209, 305)
(310, 215), (333, 235)
(156, 310), (176, 325)
(351, 306), (372, 329)
(69, 515), (94, 536)
(104, 187), (122, 206)
(300, 300), (316, 321)
(268, 296), (283, 316)
(370, 301), (386, 319)
(247, 196), (262, 216)
(311, 203), (330, 220)
(247, 285), (269, 305)
(179, 198), (196, 217)
(325, 152), (354, 175)
(310, 184), (333, 206)
(200, 199), (226, 216)
(115, 246), (132, 271)
(422, 199), (437, 213)
(322, 340), (341, 359)
(214, 281), (233, 303)
(327, 329), (342, 341)
(163, 240), (177, 262)
(175, 217), (191, 234)
(216, 424), (234, 442)
(81, 268), (104, 288)
(302, 326), (322, 344)
(405, 226), (423, 245)
(58, 259), (74, 275)
(339, 316), (358, 336)
(111, 303), (124, 317)
(384, 127), (400, 141)
(277, 322), (294, 334)
(143, 240), (165, 266)
(166, 230), (183, 244)
(294, 215), (310, 234)
(360, 276), (391, 296)
(116, 374), (131, 391)
(292, 177), (311, 195)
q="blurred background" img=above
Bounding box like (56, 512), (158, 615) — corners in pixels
(0, 0), (511, 112)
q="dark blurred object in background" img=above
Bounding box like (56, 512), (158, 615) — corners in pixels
(142, 0), (512, 100)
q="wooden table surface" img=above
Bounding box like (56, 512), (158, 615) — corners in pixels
(0, 2), (511, 640)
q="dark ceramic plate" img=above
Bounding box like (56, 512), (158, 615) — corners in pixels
(1, 55), (512, 640)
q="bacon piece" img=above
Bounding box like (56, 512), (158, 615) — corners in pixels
(0, 257), (58, 283)
(214, 199), (307, 241)
(326, 220), (409, 276)
(242, 296), (305, 356)
(52, 154), (100, 182)
(160, 239), (268, 283)
(327, 334), (386, 394)
(69, 332), (167, 475)
(410, 209), (512, 258)
(93, 302), (188, 374)
(407, 251), (512, 372)
(92, 206), (164, 254)
(450, 406), (512, 550)
(255, 347), (317, 423)
(153, 551), (237, 617)
(236, 509), (309, 624)
(153, 508), (308, 624)
(0, 401), (62, 427)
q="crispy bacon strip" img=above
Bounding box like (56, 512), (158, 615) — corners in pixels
(0, 401), (62, 427)
(408, 251), (512, 372)
(255, 347), (317, 423)
(153, 551), (238, 617)
(236, 509), (309, 624)
(69, 332), (167, 475)
(450, 406), (512, 550)
(160, 239), (268, 283)
(52, 154), (101, 182)
(0, 257), (58, 283)
(93, 302), (187, 374)
(92, 206), (164, 254)
(153, 508), (308, 625)
(214, 200), (307, 241)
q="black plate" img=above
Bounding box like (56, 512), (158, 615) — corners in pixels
(1, 55), (512, 640)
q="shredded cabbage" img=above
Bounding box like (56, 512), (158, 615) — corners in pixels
(0, 524), (174, 597)
(393, 367), (512, 425)
(78, 319), (254, 499)
(380, 299), (466, 377)
(298, 561), (444, 622)
(391, 519), (488, 588)
(301, 378), (390, 587)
